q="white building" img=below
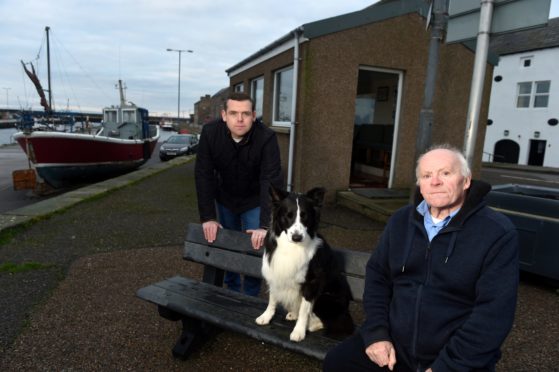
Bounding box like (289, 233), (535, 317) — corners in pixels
(483, 18), (559, 167)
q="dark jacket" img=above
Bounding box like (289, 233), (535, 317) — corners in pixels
(194, 118), (283, 229)
(360, 180), (519, 371)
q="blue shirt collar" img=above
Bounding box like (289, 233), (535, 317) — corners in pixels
(417, 200), (460, 241)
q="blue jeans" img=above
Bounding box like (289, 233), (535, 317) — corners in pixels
(216, 203), (262, 297)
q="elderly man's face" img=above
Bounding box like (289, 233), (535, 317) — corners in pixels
(417, 149), (471, 217)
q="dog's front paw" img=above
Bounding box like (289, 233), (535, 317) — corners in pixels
(308, 315), (324, 332)
(290, 327), (306, 342)
(285, 312), (298, 321)
(256, 312), (273, 325)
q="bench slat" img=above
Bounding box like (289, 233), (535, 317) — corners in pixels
(184, 241), (263, 278)
(137, 276), (339, 360)
(186, 223), (257, 254)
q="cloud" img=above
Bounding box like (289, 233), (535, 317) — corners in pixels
(3, 0), (557, 116)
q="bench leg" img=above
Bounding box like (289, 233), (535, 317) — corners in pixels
(172, 317), (217, 360)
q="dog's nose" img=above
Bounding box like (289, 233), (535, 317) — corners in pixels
(291, 233), (303, 242)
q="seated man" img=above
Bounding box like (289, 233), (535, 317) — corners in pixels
(324, 144), (519, 371)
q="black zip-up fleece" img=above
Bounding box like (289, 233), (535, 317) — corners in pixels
(195, 118), (283, 229)
(360, 180), (519, 371)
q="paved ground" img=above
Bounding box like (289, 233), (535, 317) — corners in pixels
(0, 158), (558, 371)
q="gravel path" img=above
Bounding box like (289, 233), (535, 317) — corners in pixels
(0, 161), (558, 371)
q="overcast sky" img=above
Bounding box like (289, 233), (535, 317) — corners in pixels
(1, 0), (557, 117)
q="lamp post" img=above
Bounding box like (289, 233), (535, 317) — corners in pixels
(166, 48), (193, 122)
(3, 87), (10, 108)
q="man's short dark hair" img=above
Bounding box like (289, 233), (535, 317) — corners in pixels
(224, 91), (254, 111)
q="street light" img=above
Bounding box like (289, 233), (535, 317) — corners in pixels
(2, 87), (10, 109)
(166, 48), (193, 122)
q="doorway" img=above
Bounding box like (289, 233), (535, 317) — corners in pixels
(528, 139), (546, 166)
(350, 67), (402, 188)
(493, 139), (520, 163)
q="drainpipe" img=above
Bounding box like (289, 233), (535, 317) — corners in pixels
(463, 0), (494, 167)
(286, 29), (301, 192)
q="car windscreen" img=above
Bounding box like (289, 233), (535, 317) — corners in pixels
(167, 136), (190, 144)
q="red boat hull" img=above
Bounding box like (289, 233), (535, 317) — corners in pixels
(14, 131), (159, 187)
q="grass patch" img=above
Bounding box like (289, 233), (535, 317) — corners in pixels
(0, 224), (30, 245)
(0, 261), (54, 274)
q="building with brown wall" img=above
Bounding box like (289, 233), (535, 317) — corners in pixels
(225, 0), (493, 201)
(193, 88), (230, 126)
(193, 94), (212, 125)
(209, 87), (229, 121)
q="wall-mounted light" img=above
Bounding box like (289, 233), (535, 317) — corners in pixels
(503, 130), (509, 136)
(534, 131), (540, 138)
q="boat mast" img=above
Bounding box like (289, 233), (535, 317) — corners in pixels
(46, 26), (52, 112)
(117, 79), (126, 107)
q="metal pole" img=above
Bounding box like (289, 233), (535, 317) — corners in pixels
(46, 26), (52, 111)
(410, 0), (448, 203)
(167, 48), (192, 122)
(178, 51), (181, 120)
(463, 0), (494, 167)
(415, 0), (448, 157)
(3, 87), (10, 108)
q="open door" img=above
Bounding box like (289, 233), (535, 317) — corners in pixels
(528, 139), (546, 166)
(350, 67), (402, 188)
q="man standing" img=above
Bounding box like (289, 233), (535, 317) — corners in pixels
(324, 144), (519, 371)
(195, 92), (283, 296)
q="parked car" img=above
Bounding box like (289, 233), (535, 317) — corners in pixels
(159, 134), (199, 161)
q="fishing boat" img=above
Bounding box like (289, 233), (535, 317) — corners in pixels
(14, 81), (159, 188)
(13, 27), (159, 188)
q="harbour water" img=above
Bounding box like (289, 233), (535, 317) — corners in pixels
(0, 128), (18, 146)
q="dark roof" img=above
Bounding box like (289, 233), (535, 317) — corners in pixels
(489, 17), (559, 56)
(303, 0), (429, 39)
(226, 0), (430, 74)
(212, 87), (229, 98)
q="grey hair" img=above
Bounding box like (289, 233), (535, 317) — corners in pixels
(415, 144), (471, 185)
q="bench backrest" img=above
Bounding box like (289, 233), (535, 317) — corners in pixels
(184, 223), (369, 301)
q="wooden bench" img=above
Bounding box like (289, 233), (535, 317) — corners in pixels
(136, 223), (369, 360)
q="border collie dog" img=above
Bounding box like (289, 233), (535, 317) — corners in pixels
(255, 186), (354, 342)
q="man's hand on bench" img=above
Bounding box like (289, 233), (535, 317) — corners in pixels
(202, 220), (222, 243)
(247, 229), (266, 250)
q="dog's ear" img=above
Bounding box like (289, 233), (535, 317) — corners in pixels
(269, 184), (288, 204)
(306, 187), (326, 208)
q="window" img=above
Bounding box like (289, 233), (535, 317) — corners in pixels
(122, 109), (136, 123)
(534, 81), (550, 107)
(273, 66), (293, 125)
(516, 81), (550, 108)
(520, 55), (533, 67)
(104, 109), (117, 123)
(234, 83), (244, 92)
(250, 77), (264, 119)
(516, 82), (531, 108)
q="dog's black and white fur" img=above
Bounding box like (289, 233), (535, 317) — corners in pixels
(255, 186), (354, 342)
